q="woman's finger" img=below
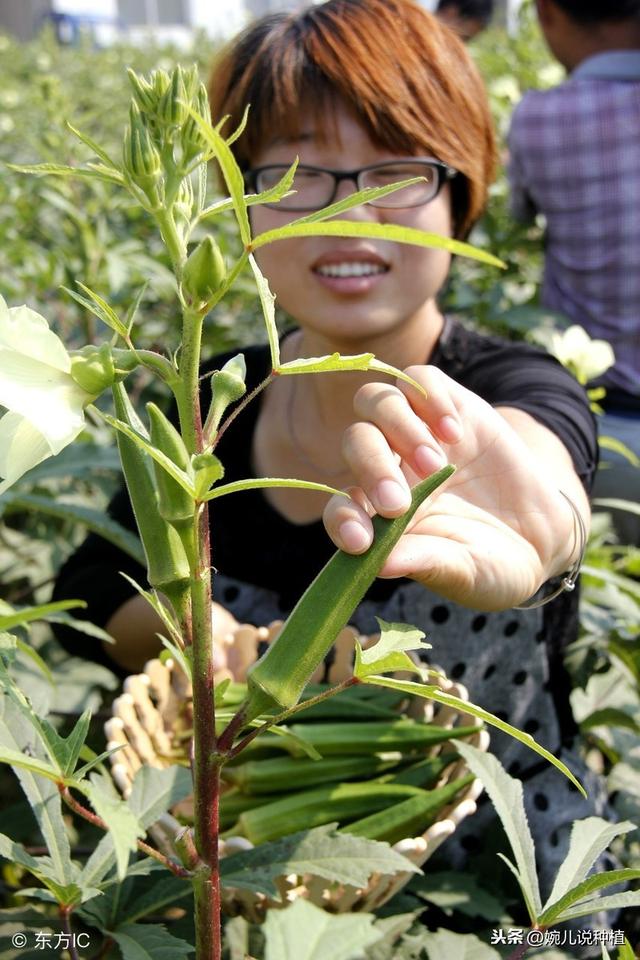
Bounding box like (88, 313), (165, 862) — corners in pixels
(323, 485), (376, 553)
(352, 381), (448, 477)
(341, 420), (413, 517)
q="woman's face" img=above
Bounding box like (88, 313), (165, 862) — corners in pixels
(249, 101), (453, 349)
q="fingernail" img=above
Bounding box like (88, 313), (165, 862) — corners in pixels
(438, 415), (462, 443)
(415, 444), (447, 475)
(339, 520), (372, 553)
(376, 478), (410, 512)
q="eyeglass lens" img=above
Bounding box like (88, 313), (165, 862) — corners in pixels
(255, 162), (442, 210)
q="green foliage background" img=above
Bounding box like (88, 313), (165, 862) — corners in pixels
(0, 6), (638, 957)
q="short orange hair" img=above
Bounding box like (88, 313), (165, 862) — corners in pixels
(208, 0), (496, 238)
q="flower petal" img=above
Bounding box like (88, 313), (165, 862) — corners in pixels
(0, 412), (54, 494)
(0, 350), (87, 451)
(0, 296), (71, 373)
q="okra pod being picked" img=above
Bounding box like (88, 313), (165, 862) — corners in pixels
(240, 465), (455, 723)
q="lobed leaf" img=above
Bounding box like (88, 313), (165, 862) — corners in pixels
(249, 254), (280, 369)
(220, 823), (419, 898)
(112, 923), (194, 959)
(204, 477), (347, 503)
(263, 898), (381, 960)
(354, 618), (430, 679)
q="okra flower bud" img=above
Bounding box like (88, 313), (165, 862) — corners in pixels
(180, 83), (209, 165)
(204, 354), (247, 439)
(70, 344), (138, 396)
(123, 105), (163, 203)
(192, 452), (224, 499)
(127, 69), (157, 116)
(158, 66), (188, 128)
(181, 237), (226, 308)
(147, 402), (195, 529)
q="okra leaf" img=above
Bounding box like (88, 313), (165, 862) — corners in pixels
(14, 638), (54, 683)
(65, 121), (119, 168)
(0, 600), (85, 632)
(264, 899), (381, 960)
(415, 929), (501, 960)
(186, 105), (251, 245)
(354, 619), (430, 679)
(251, 221), (506, 268)
(284, 178), (426, 225)
(551, 889), (640, 922)
(249, 254), (280, 369)
(542, 818), (637, 912)
(538, 868), (640, 926)
(111, 923), (194, 959)
(97, 411), (197, 498)
(204, 477), (347, 503)
(451, 744), (542, 922)
(363, 675), (586, 796)
(81, 773), (145, 881)
(7, 162), (125, 185)
(220, 823), (419, 898)
(275, 353), (428, 396)
(37, 709), (91, 778)
(63, 282), (128, 340)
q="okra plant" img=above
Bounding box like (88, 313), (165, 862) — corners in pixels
(0, 65), (605, 959)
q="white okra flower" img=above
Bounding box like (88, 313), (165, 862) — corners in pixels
(0, 297), (92, 494)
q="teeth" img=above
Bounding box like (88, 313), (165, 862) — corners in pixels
(316, 262), (386, 278)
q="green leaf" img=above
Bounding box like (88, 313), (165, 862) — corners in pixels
(592, 497), (640, 516)
(0, 600), (85, 632)
(543, 817), (637, 914)
(66, 120), (119, 169)
(452, 744), (542, 921)
(410, 871), (508, 921)
(0, 632), (17, 662)
(275, 352), (428, 396)
(251, 221), (505, 268)
(83, 773), (145, 881)
(0, 698), (73, 884)
(418, 928), (501, 960)
(0, 746), (61, 782)
(37, 710), (91, 778)
(220, 823), (419, 898)
(7, 161), (125, 185)
(112, 923), (194, 959)
(553, 888), (640, 922)
(118, 574), (184, 648)
(204, 477), (348, 502)
(539, 868), (640, 925)
(15, 639), (53, 683)
(96, 410), (197, 498)
(245, 158), (299, 208)
(0, 492), (145, 565)
(286, 177), (427, 225)
(128, 765), (194, 830)
(579, 708), (640, 735)
(186, 105), (251, 244)
(64, 281), (129, 340)
(249, 254), (280, 369)
(124, 282), (149, 335)
(116, 875), (192, 925)
(263, 899), (381, 960)
(0, 833), (42, 873)
(362, 674), (586, 796)
(81, 766), (191, 889)
(354, 619), (429, 679)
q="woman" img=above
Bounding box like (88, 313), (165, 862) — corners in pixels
(54, 0), (603, 896)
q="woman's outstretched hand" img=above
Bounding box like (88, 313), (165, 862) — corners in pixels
(322, 365), (588, 611)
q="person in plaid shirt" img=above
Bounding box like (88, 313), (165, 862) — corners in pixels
(508, 0), (640, 542)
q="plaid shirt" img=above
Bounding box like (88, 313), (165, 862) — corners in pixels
(508, 51), (640, 397)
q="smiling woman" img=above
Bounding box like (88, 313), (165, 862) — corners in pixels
(53, 0), (608, 897)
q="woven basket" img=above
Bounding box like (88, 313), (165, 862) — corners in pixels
(104, 622), (488, 920)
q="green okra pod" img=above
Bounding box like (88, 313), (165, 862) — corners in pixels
(243, 465), (455, 721)
(378, 752), (459, 789)
(342, 773), (475, 844)
(147, 402), (195, 529)
(222, 754), (400, 795)
(112, 383), (190, 593)
(264, 719), (478, 757)
(228, 781), (426, 845)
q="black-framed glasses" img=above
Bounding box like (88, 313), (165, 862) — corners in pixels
(245, 158), (458, 212)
